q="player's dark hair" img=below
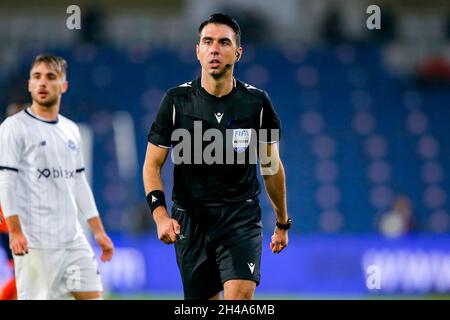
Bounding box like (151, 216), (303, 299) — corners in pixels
(198, 13), (241, 47)
(30, 54), (67, 78)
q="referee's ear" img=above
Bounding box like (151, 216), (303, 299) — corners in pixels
(236, 47), (243, 62)
(195, 44), (200, 61)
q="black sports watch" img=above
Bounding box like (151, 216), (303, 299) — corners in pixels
(276, 217), (292, 230)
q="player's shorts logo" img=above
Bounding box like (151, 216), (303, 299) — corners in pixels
(68, 139), (77, 152)
(232, 129), (252, 153)
(247, 262), (256, 274)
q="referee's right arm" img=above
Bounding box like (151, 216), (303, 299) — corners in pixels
(143, 143), (180, 244)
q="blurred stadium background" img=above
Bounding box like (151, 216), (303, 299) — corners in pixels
(1, 0), (450, 299)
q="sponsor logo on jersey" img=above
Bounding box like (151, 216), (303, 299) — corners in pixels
(37, 168), (76, 179)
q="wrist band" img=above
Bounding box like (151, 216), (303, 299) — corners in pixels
(146, 190), (166, 214)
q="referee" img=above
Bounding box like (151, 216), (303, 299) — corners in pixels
(143, 13), (290, 300)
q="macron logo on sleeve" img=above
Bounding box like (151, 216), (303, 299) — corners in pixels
(151, 195), (158, 203)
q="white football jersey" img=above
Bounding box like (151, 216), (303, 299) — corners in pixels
(0, 108), (90, 248)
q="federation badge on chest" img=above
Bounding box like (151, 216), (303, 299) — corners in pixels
(232, 129), (252, 153)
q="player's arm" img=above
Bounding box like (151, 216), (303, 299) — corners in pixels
(87, 216), (114, 262)
(74, 170), (114, 262)
(0, 118), (28, 256)
(0, 171), (28, 256)
(73, 123), (113, 262)
(259, 142), (289, 253)
(143, 143), (180, 244)
(5, 216), (28, 256)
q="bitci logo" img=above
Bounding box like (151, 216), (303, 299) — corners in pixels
(38, 167), (76, 179)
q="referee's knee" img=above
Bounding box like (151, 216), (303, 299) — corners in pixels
(223, 279), (256, 300)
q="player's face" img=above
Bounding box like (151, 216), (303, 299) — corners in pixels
(28, 63), (68, 108)
(196, 23), (242, 77)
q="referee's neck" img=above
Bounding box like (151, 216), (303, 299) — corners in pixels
(201, 73), (234, 98)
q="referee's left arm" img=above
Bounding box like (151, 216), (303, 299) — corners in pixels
(259, 143), (289, 253)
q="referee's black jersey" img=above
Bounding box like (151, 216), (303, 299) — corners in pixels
(148, 77), (281, 207)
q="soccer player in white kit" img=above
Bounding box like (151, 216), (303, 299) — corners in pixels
(0, 54), (114, 300)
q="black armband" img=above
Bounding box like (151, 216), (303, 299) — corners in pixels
(146, 190), (166, 214)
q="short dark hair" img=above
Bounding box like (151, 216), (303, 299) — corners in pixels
(30, 54), (67, 78)
(198, 13), (241, 47)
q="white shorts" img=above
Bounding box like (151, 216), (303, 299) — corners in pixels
(13, 243), (103, 300)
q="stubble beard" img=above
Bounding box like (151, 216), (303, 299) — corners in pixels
(32, 92), (58, 108)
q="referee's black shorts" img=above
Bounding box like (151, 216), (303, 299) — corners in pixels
(171, 198), (263, 300)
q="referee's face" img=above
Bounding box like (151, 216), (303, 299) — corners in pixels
(28, 63), (68, 108)
(197, 23), (242, 77)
